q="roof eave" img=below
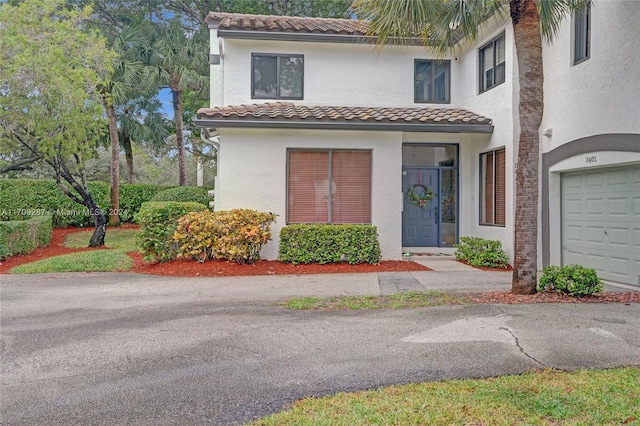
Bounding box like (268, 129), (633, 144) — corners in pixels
(215, 28), (424, 45)
(193, 118), (494, 134)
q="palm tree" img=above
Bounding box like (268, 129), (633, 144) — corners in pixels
(98, 23), (148, 225)
(146, 20), (209, 186)
(352, 0), (587, 294)
(117, 96), (171, 183)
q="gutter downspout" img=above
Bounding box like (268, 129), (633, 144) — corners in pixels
(200, 127), (220, 209)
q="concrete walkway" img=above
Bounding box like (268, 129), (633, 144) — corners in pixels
(409, 253), (478, 271)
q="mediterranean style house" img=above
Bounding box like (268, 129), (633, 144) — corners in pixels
(194, 1), (640, 287)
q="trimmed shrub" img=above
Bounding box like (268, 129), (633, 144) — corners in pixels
(152, 186), (211, 207)
(135, 201), (207, 262)
(454, 236), (510, 268)
(0, 215), (52, 260)
(537, 265), (603, 296)
(118, 184), (169, 223)
(174, 209), (277, 264)
(0, 179), (168, 227)
(278, 224), (382, 265)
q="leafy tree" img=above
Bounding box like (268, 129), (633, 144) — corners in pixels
(0, 0), (116, 246)
(352, 0), (587, 294)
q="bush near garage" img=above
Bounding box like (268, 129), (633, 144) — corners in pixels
(151, 186), (212, 207)
(0, 179), (169, 227)
(174, 209), (277, 264)
(135, 201), (207, 262)
(278, 224), (382, 265)
(454, 236), (510, 268)
(0, 215), (52, 260)
(537, 264), (603, 296)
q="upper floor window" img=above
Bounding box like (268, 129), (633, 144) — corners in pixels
(252, 54), (303, 99)
(479, 33), (505, 93)
(415, 59), (450, 103)
(573, 1), (590, 65)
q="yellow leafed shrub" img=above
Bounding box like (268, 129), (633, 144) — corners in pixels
(174, 209), (277, 264)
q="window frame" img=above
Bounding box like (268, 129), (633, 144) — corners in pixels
(478, 33), (506, 93)
(251, 53), (304, 100)
(286, 148), (372, 225)
(479, 147), (506, 227)
(572, 0), (591, 65)
(414, 59), (451, 104)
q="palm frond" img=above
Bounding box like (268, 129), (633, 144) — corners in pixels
(538, 0), (589, 43)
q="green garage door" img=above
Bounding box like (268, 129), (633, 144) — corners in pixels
(561, 165), (640, 287)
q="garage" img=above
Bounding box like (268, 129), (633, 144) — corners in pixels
(561, 165), (640, 287)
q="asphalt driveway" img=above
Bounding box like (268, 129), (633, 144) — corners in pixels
(1, 272), (639, 425)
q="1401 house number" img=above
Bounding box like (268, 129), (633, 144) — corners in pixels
(586, 155), (597, 164)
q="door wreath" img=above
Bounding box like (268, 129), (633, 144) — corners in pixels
(407, 184), (434, 208)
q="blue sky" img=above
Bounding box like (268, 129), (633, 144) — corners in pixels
(158, 88), (174, 119)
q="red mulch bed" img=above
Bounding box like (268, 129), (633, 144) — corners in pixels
(470, 291), (640, 304)
(1, 226), (431, 276)
(2, 227), (638, 305)
(128, 252), (430, 277)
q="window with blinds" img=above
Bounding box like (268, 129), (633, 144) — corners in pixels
(287, 149), (371, 224)
(480, 148), (506, 226)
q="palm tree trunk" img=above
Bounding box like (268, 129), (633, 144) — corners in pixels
(172, 84), (187, 186)
(123, 128), (135, 184)
(510, 0), (544, 295)
(104, 97), (121, 226)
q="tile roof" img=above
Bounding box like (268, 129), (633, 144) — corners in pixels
(196, 102), (493, 132)
(206, 12), (369, 36)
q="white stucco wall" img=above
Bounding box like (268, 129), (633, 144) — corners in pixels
(215, 128), (403, 260)
(540, 0), (640, 152)
(206, 2), (637, 264)
(442, 20), (517, 259)
(218, 38), (453, 107)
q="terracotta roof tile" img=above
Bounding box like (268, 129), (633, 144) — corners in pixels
(197, 102), (492, 129)
(206, 12), (369, 36)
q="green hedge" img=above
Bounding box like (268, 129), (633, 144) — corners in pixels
(0, 215), (52, 260)
(278, 224), (382, 264)
(454, 236), (510, 268)
(152, 186), (212, 206)
(135, 201), (207, 262)
(537, 265), (603, 296)
(0, 179), (170, 227)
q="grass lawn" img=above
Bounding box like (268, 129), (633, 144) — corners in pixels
(9, 228), (138, 274)
(10, 250), (132, 273)
(63, 228), (138, 252)
(252, 367), (640, 425)
(281, 291), (470, 310)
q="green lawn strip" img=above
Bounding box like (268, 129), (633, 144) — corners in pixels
(9, 228), (138, 274)
(63, 228), (138, 252)
(252, 367), (640, 425)
(10, 250), (132, 273)
(281, 291), (471, 310)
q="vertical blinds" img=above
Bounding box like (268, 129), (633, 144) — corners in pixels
(494, 148), (506, 226)
(288, 150), (371, 224)
(482, 148), (506, 226)
(483, 151), (495, 224)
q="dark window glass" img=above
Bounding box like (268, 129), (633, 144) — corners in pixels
(252, 54), (303, 99)
(573, 1), (590, 65)
(479, 34), (506, 93)
(415, 59), (450, 103)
